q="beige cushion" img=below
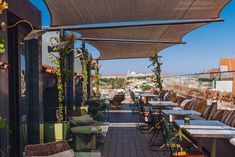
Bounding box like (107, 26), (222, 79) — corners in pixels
(50, 150), (75, 157)
(221, 110), (235, 126)
(163, 91), (170, 101)
(208, 102), (217, 120)
(180, 99), (192, 109)
(189, 99), (199, 110)
(195, 99), (207, 113)
(211, 110), (225, 121)
(201, 105), (210, 119)
(168, 92), (177, 102)
(201, 102), (217, 120)
(70, 115), (95, 126)
(176, 96), (187, 105)
(230, 118), (235, 128)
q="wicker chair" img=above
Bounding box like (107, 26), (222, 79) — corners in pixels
(25, 140), (72, 157)
(110, 93), (125, 109)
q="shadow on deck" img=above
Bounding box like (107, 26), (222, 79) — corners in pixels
(102, 104), (168, 157)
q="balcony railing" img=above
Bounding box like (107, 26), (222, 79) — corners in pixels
(162, 71), (235, 109)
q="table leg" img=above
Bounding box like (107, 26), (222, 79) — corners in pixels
(211, 138), (217, 157)
(198, 138), (203, 151)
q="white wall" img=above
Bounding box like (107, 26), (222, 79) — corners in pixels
(215, 80), (233, 92)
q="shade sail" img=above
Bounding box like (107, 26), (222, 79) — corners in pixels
(44, 0), (230, 60)
(44, 0), (230, 26)
(77, 23), (206, 60)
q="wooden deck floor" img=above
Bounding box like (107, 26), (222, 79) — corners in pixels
(101, 106), (168, 157)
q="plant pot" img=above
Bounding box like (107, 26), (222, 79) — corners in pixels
(80, 106), (89, 114)
(44, 122), (70, 142)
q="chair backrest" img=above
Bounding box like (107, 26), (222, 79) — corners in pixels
(25, 140), (70, 156)
(161, 118), (176, 142)
(112, 93), (125, 101)
(129, 90), (135, 101)
(161, 118), (179, 155)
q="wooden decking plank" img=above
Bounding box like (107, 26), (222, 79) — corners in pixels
(102, 107), (164, 157)
(116, 127), (123, 157)
(109, 128), (118, 157)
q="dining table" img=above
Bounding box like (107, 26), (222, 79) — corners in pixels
(139, 93), (159, 104)
(162, 109), (201, 122)
(174, 120), (235, 157)
(148, 101), (178, 111)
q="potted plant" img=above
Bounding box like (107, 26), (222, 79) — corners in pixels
(44, 33), (76, 142)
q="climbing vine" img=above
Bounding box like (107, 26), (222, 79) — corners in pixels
(0, 33), (5, 55)
(80, 45), (89, 106)
(49, 33), (75, 123)
(94, 62), (101, 97)
(0, 116), (9, 131)
(148, 54), (163, 92)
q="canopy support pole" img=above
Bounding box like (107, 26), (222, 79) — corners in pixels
(43, 18), (224, 31)
(77, 37), (186, 45)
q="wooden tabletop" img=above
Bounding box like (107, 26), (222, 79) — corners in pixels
(174, 120), (235, 138)
(149, 101), (178, 107)
(162, 110), (201, 116)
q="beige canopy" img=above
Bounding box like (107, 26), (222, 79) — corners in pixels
(44, 0), (230, 60)
(77, 23), (206, 60)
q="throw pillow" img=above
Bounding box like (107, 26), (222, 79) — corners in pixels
(70, 115), (95, 126)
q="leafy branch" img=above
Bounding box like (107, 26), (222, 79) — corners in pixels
(148, 54), (163, 92)
(48, 33), (75, 123)
(0, 33), (5, 55)
(94, 62), (101, 97)
(80, 46), (89, 106)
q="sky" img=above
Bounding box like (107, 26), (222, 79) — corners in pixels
(30, 0), (235, 75)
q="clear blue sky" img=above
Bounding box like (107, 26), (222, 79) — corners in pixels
(30, 0), (235, 75)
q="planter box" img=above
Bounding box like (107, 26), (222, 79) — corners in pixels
(44, 122), (70, 142)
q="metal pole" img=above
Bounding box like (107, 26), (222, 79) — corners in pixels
(43, 18), (224, 31)
(77, 37), (186, 44)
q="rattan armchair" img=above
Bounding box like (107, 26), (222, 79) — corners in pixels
(25, 140), (72, 157)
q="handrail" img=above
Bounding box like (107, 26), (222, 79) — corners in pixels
(163, 70), (235, 77)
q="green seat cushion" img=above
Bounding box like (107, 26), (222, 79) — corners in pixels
(71, 126), (102, 134)
(71, 115), (95, 126)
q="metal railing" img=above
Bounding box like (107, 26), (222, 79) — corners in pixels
(162, 71), (235, 108)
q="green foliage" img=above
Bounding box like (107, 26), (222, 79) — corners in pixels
(80, 46), (89, 106)
(94, 62), (101, 97)
(148, 55), (163, 91)
(93, 111), (106, 122)
(101, 78), (126, 89)
(140, 84), (153, 91)
(49, 33), (75, 123)
(0, 116), (9, 132)
(0, 33), (5, 55)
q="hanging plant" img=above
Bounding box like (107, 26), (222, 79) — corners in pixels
(48, 33), (75, 123)
(148, 54), (163, 92)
